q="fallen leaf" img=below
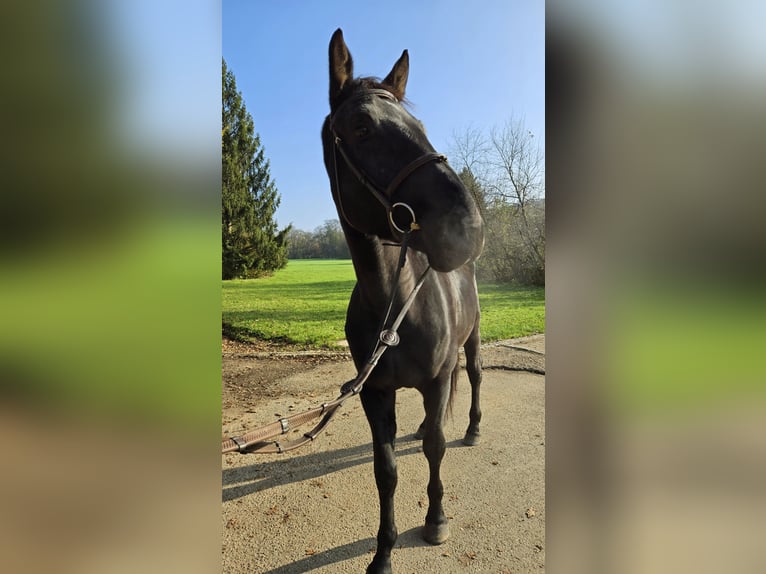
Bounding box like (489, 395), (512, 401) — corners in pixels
(457, 551), (478, 566)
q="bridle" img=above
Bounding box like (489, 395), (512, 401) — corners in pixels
(329, 88), (447, 235)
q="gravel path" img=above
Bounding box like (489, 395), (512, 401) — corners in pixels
(222, 336), (545, 573)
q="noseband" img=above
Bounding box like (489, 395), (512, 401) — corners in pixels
(329, 89), (446, 234)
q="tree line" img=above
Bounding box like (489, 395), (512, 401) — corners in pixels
(286, 219), (350, 260)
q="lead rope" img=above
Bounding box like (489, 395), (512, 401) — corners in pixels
(222, 229), (430, 455)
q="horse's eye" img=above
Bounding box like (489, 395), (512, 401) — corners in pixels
(354, 126), (369, 139)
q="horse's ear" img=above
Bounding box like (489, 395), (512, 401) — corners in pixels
(383, 49), (409, 100)
(329, 28), (353, 107)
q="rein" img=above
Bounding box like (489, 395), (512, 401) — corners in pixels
(222, 231), (431, 455)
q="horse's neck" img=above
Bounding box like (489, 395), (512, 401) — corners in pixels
(345, 231), (415, 312)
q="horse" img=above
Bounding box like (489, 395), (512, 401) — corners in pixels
(321, 29), (485, 574)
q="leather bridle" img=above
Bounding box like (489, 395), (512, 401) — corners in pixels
(329, 88), (447, 235)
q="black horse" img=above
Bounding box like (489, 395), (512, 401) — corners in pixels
(322, 29), (485, 574)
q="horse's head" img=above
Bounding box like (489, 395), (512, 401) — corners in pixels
(322, 29), (484, 273)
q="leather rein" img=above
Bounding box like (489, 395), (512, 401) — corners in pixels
(222, 88), (442, 455)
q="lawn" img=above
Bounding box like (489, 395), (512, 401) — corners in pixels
(604, 283), (766, 414)
(223, 259), (544, 347)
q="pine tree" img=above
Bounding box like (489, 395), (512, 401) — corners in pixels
(222, 60), (290, 279)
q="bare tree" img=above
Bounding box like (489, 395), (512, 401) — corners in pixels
(450, 124), (491, 182)
(450, 118), (545, 285)
(487, 119), (545, 205)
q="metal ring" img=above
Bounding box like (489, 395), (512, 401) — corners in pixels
(230, 435), (247, 453)
(388, 202), (418, 234)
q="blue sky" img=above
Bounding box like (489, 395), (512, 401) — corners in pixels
(223, 0), (545, 231)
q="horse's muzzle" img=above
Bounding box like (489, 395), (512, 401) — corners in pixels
(420, 209), (485, 272)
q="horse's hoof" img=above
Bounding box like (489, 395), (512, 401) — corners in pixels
(422, 522), (450, 545)
(462, 432), (481, 446)
(366, 555), (392, 574)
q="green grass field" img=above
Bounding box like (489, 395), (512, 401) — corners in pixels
(604, 283), (766, 414)
(222, 259), (544, 347)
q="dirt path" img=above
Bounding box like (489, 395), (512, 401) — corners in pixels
(222, 336), (545, 573)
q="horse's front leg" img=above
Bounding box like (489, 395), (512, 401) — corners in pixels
(420, 377), (451, 545)
(360, 387), (398, 574)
